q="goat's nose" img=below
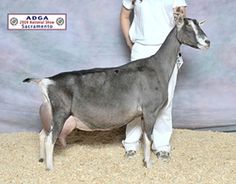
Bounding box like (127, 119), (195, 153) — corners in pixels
(205, 39), (210, 45)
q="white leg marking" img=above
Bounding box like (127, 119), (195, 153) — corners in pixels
(143, 132), (152, 168)
(39, 129), (46, 162)
(39, 79), (55, 102)
(45, 131), (54, 170)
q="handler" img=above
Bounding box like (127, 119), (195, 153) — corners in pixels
(120, 0), (187, 160)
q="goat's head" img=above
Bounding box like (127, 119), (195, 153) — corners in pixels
(174, 14), (210, 50)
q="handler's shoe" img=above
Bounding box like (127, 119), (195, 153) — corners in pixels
(156, 151), (170, 162)
(125, 150), (137, 158)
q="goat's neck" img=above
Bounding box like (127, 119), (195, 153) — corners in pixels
(151, 27), (181, 83)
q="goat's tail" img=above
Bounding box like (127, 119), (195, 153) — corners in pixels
(23, 78), (42, 84)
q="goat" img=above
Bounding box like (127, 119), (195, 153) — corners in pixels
(23, 15), (210, 170)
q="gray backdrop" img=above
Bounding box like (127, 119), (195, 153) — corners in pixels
(0, 0), (236, 132)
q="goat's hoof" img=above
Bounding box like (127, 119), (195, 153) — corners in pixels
(38, 158), (44, 162)
(156, 151), (170, 162)
(125, 150), (136, 158)
(143, 160), (152, 169)
(46, 166), (53, 171)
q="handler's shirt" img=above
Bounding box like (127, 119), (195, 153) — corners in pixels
(123, 0), (187, 45)
(122, 0), (187, 61)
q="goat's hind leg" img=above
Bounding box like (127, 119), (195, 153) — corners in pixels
(45, 128), (55, 170)
(45, 109), (71, 170)
(39, 102), (52, 163)
(39, 129), (46, 162)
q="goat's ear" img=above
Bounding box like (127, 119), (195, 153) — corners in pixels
(198, 20), (206, 25)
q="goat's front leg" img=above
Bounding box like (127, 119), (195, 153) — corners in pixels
(142, 110), (158, 168)
(143, 132), (152, 168)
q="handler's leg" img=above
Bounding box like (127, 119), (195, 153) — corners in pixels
(122, 117), (142, 157)
(152, 63), (179, 160)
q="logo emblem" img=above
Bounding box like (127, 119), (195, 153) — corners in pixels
(56, 17), (64, 26)
(10, 17), (18, 26)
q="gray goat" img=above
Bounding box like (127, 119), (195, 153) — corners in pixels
(23, 15), (210, 170)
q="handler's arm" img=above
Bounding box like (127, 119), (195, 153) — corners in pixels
(120, 6), (133, 50)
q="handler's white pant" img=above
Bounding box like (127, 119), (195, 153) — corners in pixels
(122, 42), (182, 153)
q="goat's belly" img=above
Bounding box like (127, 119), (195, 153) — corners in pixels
(71, 104), (142, 131)
(72, 116), (112, 131)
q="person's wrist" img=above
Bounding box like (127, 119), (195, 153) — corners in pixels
(126, 39), (133, 49)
